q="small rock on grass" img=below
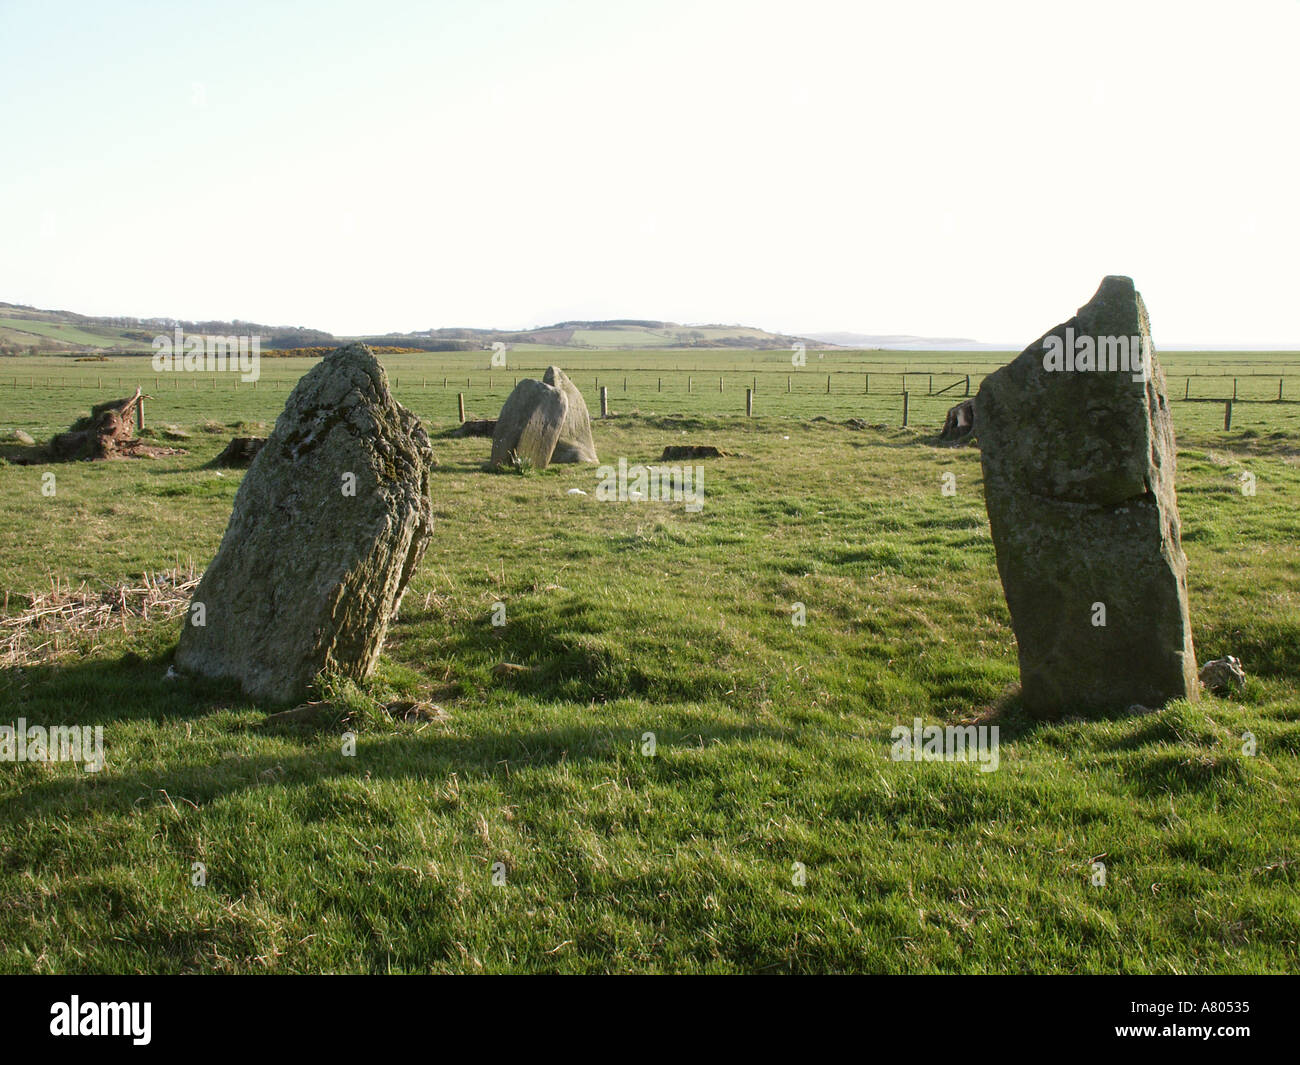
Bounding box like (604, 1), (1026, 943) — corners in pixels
(660, 445), (729, 459)
(1199, 655), (1246, 696)
(383, 699), (449, 723)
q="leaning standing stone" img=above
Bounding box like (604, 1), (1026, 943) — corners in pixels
(543, 366), (598, 463)
(489, 366), (598, 468)
(976, 276), (1197, 716)
(490, 377), (568, 468)
(175, 343), (434, 703)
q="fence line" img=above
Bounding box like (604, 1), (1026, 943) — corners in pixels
(7, 369), (1298, 437)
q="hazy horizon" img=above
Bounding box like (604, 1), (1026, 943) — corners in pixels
(4, 295), (1298, 351)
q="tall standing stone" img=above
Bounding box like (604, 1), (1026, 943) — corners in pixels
(175, 344), (434, 703)
(977, 276), (1197, 716)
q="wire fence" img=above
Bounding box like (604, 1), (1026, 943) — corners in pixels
(4, 367), (1298, 430)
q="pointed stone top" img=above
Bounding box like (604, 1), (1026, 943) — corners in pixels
(1078, 276), (1147, 339)
(280, 342), (391, 414)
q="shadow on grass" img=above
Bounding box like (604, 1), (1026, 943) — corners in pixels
(970, 690), (1198, 744)
(0, 645), (253, 728)
(428, 458), (499, 474)
(393, 601), (736, 705)
(0, 719), (788, 826)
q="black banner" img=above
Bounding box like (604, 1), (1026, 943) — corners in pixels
(1, 974), (1291, 1053)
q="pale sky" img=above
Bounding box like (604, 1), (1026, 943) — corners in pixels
(2, 0), (1297, 345)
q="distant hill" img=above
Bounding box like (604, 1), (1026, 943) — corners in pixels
(803, 331), (1001, 351)
(0, 302), (335, 356)
(0, 304), (155, 354)
(0, 302), (825, 355)
(362, 320), (821, 351)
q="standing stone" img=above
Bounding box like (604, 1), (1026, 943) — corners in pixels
(977, 276), (1197, 716)
(210, 436), (266, 468)
(544, 366), (598, 463)
(939, 398), (976, 443)
(490, 377), (568, 468)
(490, 366), (597, 468)
(175, 344), (434, 703)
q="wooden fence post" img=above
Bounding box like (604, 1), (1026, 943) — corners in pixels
(600, 386), (609, 418)
(458, 393), (465, 423)
(746, 388), (753, 417)
(902, 391), (910, 427)
(1224, 399), (1233, 431)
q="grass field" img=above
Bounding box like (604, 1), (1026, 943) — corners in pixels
(3, 347), (1300, 438)
(1, 348), (1298, 973)
(567, 328), (682, 347)
(0, 317), (135, 350)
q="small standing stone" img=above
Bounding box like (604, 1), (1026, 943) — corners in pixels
(490, 366), (597, 468)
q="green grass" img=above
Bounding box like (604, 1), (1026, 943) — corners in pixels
(0, 317), (133, 349)
(3, 347), (1300, 437)
(0, 351), (1298, 973)
(568, 328), (682, 347)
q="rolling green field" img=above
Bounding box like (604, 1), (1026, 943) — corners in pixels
(0, 317), (136, 350)
(1, 348), (1298, 973)
(567, 328), (682, 347)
